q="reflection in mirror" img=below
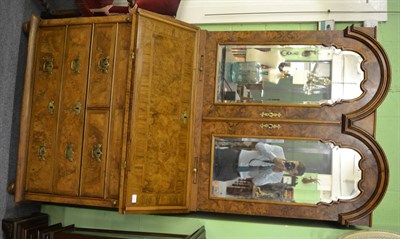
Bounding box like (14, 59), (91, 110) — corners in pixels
(216, 45), (364, 105)
(211, 137), (362, 204)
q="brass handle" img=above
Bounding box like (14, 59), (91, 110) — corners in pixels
(65, 144), (74, 161)
(260, 112), (281, 118)
(38, 144), (46, 161)
(92, 144), (103, 162)
(260, 123), (281, 129)
(98, 56), (110, 73)
(42, 57), (54, 74)
(71, 57), (81, 73)
(48, 100), (55, 114)
(72, 102), (82, 115)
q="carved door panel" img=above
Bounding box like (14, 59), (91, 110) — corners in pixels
(25, 26), (65, 193)
(122, 11), (200, 213)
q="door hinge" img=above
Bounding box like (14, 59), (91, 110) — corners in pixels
(199, 55), (204, 72)
(131, 51), (135, 60)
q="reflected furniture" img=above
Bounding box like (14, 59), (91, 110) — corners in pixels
(14, 8), (390, 226)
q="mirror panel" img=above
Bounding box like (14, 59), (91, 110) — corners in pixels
(216, 45), (364, 105)
(211, 137), (362, 204)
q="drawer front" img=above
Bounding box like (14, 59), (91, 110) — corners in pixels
(53, 25), (92, 195)
(26, 26), (66, 193)
(80, 110), (109, 198)
(86, 23), (117, 107)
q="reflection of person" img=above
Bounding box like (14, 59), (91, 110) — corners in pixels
(213, 142), (305, 186)
(278, 62), (291, 72)
(260, 68), (288, 84)
(245, 48), (291, 84)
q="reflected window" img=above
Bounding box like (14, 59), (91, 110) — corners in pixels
(211, 137), (362, 204)
(216, 45), (364, 105)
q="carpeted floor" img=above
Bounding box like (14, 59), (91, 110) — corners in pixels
(0, 1), (42, 238)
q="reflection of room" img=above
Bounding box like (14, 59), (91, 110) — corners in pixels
(318, 147), (362, 203)
(212, 138), (362, 204)
(218, 45), (364, 105)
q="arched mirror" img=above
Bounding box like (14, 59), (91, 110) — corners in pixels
(211, 136), (362, 204)
(216, 45), (364, 105)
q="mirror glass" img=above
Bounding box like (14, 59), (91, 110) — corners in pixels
(216, 45), (364, 105)
(211, 137), (362, 204)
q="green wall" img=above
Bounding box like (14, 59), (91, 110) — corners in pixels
(41, 0), (399, 238)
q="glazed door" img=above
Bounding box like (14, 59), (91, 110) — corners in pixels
(197, 28), (390, 226)
(201, 29), (389, 126)
(122, 10), (200, 213)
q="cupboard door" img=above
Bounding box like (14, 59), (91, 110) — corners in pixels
(25, 26), (65, 193)
(53, 24), (92, 195)
(196, 121), (371, 225)
(122, 11), (200, 213)
(201, 29), (389, 124)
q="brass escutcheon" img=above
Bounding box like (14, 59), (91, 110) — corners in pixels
(260, 123), (281, 129)
(181, 111), (189, 124)
(92, 144), (103, 162)
(48, 100), (55, 114)
(260, 112), (282, 118)
(73, 102), (81, 115)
